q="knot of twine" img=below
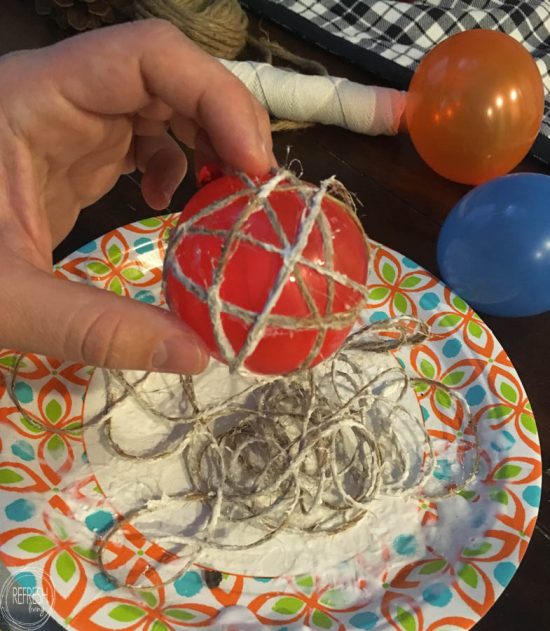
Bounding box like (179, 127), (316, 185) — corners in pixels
(134, 0), (248, 59)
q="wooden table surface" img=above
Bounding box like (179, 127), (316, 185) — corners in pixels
(0, 1), (548, 630)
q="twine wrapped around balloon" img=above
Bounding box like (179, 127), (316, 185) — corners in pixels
(163, 168), (371, 374)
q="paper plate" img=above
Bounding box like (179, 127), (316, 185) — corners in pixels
(0, 214), (541, 631)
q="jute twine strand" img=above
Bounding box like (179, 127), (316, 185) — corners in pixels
(7, 316), (480, 591)
(162, 169), (371, 373)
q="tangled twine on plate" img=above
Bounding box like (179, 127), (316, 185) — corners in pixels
(7, 316), (480, 590)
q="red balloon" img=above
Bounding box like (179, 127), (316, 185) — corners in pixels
(406, 29), (544, 185)
(164, 174), (369, 375)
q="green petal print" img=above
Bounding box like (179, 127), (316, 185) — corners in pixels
(18, 535), (55, 553)
(437, 314), (461, 328)
(0, 468), (24, 484)
(0, 355), (20, 368)
(312, 609), (333, 629)
(520, 414), (537, 435)
(494, 464), (522, 480)
(452, 295), (468, 313)
(109, 277), (123, 296)
(272, 596), (304, 615)
(296, 575), (313, 588)
(419, 559), (447, 575)
(393, 293), (408, 314)
(140, 217), (162, 228)
(396, 607), (416, 631)
(467, 321), (483, 339)
(87, 262), (110, 276)
(319, 589), (347, 608)
(400, 275), (422, 289)
(122, 267), (145, 281)
(463, 542), (492, 557)
(413, 381), (430, 394)
(499, 382), (518, 404)
(72, 545), (97, 561)
(46, 435), (65, 460)
(165, 609), (196, 621)
(151, 622), (169, 631)
(45, 399), (62, 423)
(419, 359), (436, 379)
(435, 388), (452, 409)
(56, 551), (76, 583)
(138, 590), (158, 608)
(107, 244), (123, 265)
(487, 405), (512, 420)
(458, 564), (478, 589)
(108, 604), (146, 623)
(368, 287), (390, 301)
(442, 371), (465, 387)
(19, 417), (42, 434)
(490, 489), (509, 505)
(382, 262), (397, 284)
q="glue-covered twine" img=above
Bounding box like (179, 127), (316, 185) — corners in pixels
(163, 168), (371, 373)
(7, 316), (480, 591)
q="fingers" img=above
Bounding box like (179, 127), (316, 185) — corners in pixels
(44, 20), (274, 176)
(133, 133), (188, 209)
(1, 261), (209, 374)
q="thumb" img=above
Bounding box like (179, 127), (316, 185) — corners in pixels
(2, 263), (209, 374)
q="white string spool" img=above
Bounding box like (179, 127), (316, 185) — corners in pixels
(220, 59), (407, 135)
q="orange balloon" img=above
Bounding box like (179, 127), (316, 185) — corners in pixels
(406, 30), (544, 185)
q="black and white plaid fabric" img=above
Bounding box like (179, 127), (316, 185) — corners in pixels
(244, 1), (550, 162)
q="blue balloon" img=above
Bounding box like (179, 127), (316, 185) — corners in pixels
(437, 173), (550, 317)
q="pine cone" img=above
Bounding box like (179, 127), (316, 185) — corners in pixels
(35, 0), (134, 32)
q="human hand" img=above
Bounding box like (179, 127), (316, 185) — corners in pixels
(0, 20), (274, 374)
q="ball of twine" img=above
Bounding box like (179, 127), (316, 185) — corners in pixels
(134, 0), (248, 59)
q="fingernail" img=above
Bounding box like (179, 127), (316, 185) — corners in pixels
(152, 336), (209, 374)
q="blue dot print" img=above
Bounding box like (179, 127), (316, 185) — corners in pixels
(350, 611), (379, 629)
(419, 292), (440, 310)
(423, 583), (452, 607)
(393, 534), (417, 556)
(522, 485), (541, 508)
(134, 237), (155, 255)
(466, 385), (486, 406)
(369, 311), (388, 323)
(174, 570), (203, 597)
(5, 499), (35, 522)
(93, 572), (117, 592)
(14, 382), (33, 404)
(494, 562), (516, 588)
(85, 510), (115, 534)
(134, 290), (156, 304)
(402, 257), (418, 269)
(11, 440), (35, 462)
(14, 572), (37, 592)
(77, 241), (97, 254)
(442, 339), (462, 358)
